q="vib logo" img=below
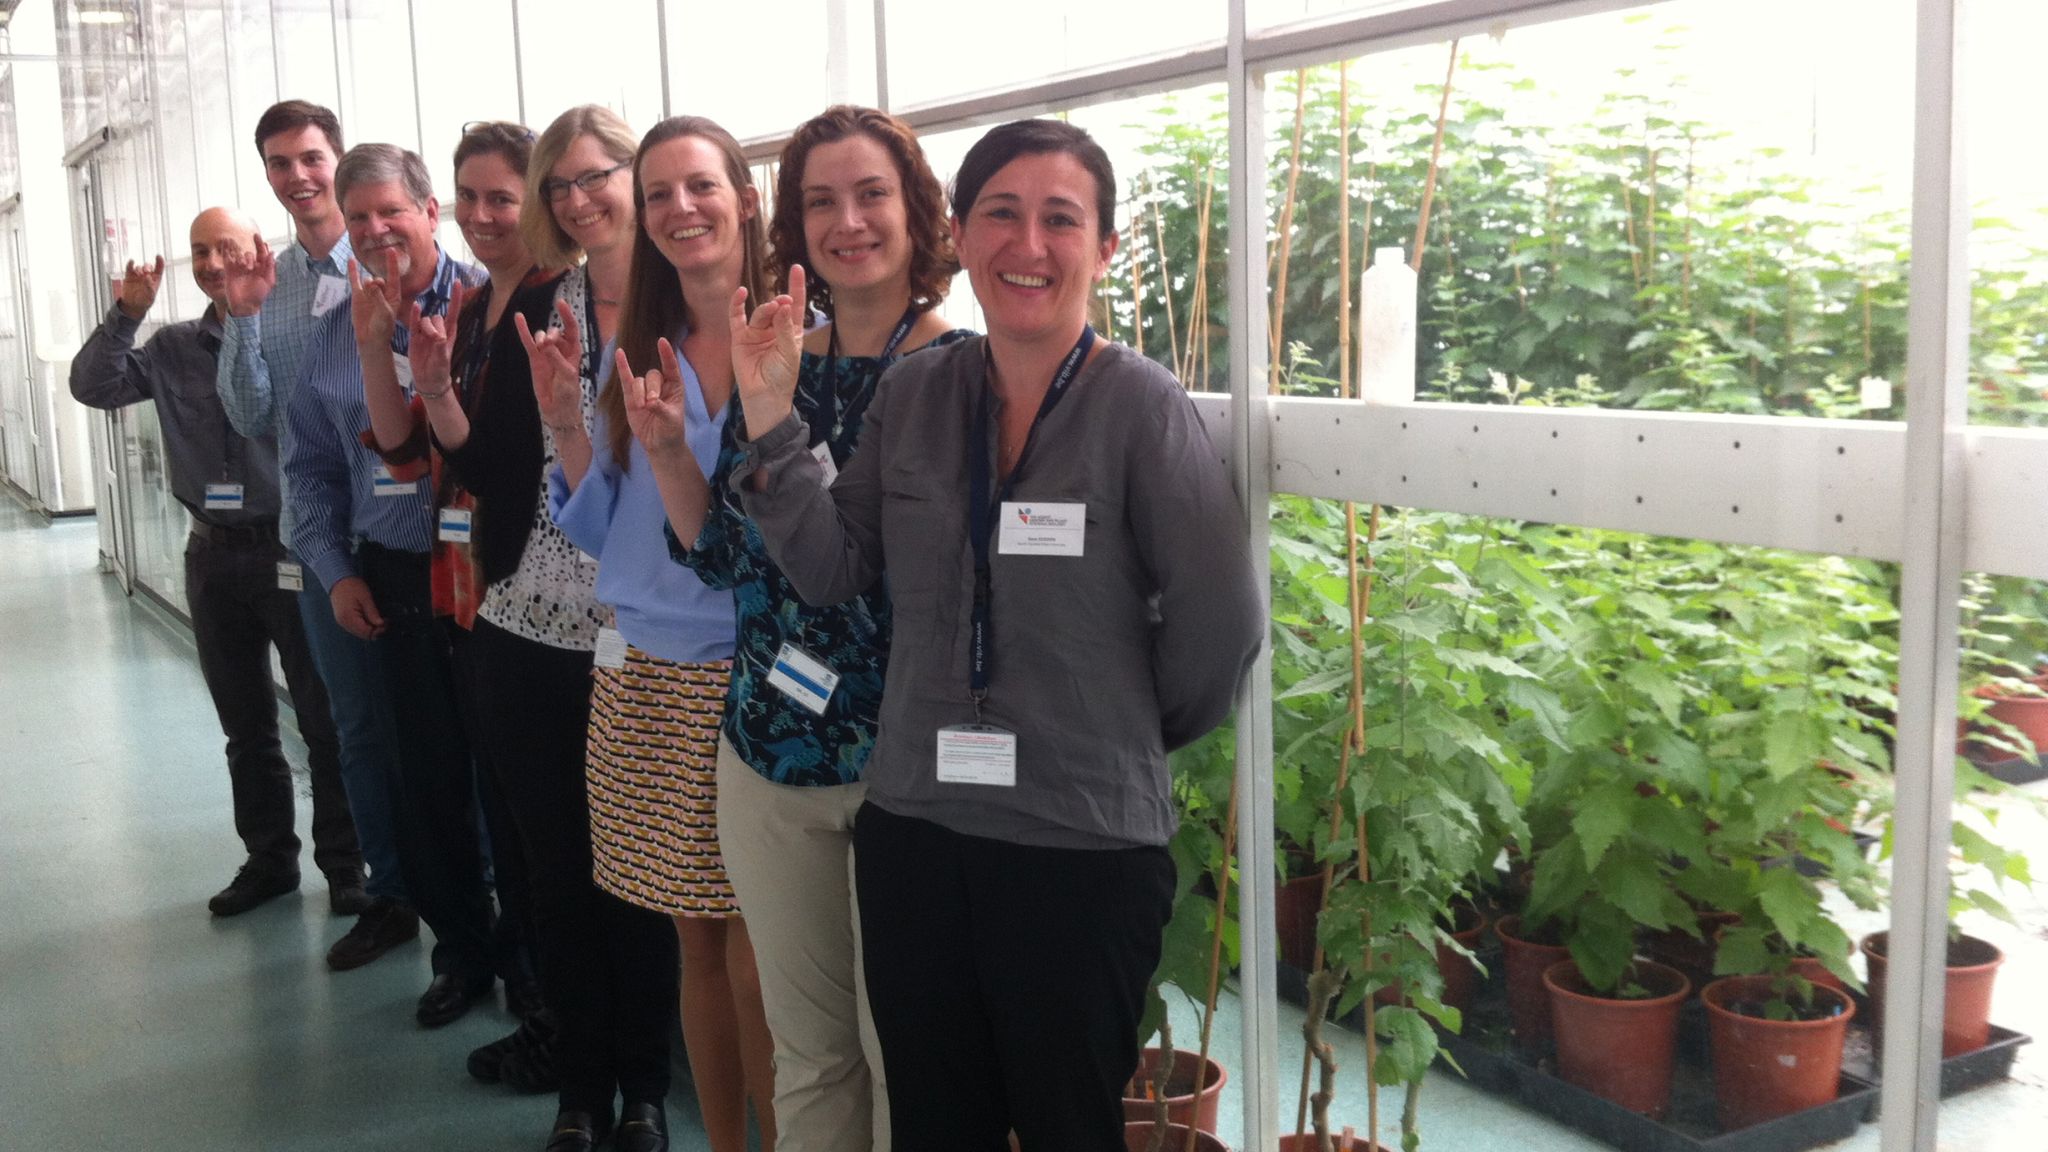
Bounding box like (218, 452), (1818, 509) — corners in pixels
(1016, 506), (1031, 524)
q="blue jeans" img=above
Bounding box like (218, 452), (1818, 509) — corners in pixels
(296, 562), (409, 903)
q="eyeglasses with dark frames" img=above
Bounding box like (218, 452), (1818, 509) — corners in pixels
(542, 160), (632, 202)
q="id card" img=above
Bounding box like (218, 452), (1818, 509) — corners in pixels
(767, 643), (840, 715)
(997, 502), (1085, 557)
(372, 463), (417, 497)
(594, 627), (629, 670)
(437, 508), (473, 543)
(393, 356), (415, 394)
(204, 482), (245, 511)
(810, 440), (839, 488)
(936, 724), (1018, 787)
(311, 274), (349, 317)
(276, 561), (304, 592)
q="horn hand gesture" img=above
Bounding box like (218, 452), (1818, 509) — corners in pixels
(731, 263), (806, 436)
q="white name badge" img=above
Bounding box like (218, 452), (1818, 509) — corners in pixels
(767, 643), (840, 715)
(437, 508), (473, 543)
(936, 724), (1018, 787)
(577, 549), (601, 568)
(393, 356), (415, 394)
(204, 482), (245, 511)
(312, 274), (349, 318)
(594, 626), (629, 670)
(371, 463), (417, 497)
(997, 501), (1086, 557)
(810, 440), (839, 488)
(276, 561), (304, 592)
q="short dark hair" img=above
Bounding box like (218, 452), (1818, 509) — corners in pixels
(253, 100), (343, 160)
(454, 120), (536, 178)
(769, 105), (957, 320)
(950, 119), (1116, 239)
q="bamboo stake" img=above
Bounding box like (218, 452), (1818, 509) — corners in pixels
(1129, 195), (1146, 357)
(1644, 141), (1659, 276)
(1408, 38), (1461, 272)
(1183, 153), (1217, 387)
(1338, 60), (1353, 399)
(1148, 180), (1180, 374)
(1622, 179), (1644, 290)
(1681, 134), (1696, 315)
(1270, 69), (1311, 394)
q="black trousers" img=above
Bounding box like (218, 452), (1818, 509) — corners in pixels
(854, 802), (1175, 1152)
(357, 542), (501, 981)
(468, 616), (676, 1114)
(448, 619), (538, 993)
(184, 529), (359, 879)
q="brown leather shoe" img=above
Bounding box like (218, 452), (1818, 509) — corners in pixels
(326, 899), (420, 971)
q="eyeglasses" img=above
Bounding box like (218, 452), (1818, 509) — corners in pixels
(542, 160), (632, 202)
(462, 120), (537, 142)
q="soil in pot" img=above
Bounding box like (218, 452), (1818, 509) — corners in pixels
(1544, 958), (1692, 1119)
(1123, 1122), (1230, 1152)
(1861, 930), (2005, 1057)
(1372, 902), (1489, 1014)
(1122, 1049), (1228, 1134)
(1702, 975), (1856, 1130)
(1496, 913), (1570, 1050)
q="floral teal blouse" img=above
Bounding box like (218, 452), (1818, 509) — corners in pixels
(668, 328), (975, 786)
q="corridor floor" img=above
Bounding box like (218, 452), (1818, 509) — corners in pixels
(0, 500), (724, 1152)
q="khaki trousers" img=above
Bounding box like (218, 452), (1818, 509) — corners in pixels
(717, 738), (887, 1152)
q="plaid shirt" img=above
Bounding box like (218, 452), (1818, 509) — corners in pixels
(215, 231), (354, 543)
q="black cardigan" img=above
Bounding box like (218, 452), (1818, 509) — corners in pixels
(434, 268), (568, 587)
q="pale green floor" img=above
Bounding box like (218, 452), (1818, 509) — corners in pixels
(2, 496), (2042, 1152)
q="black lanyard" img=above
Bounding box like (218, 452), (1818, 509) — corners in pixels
(965, 326), (1095, 708)
(822, 305), (920, 445)
(582, 280), (602, 387)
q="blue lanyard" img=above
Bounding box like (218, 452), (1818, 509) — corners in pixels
(965, 326), (1095, 708)
(822, 305), (920, 445)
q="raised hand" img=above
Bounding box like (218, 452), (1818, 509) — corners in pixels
(407, 277), (463, 396)
(348, 250), (405, 351)
(116, 256), (166, 320)
(730, 262), (806, 432)
(516, 297), (586, 432)
(221, 236), (277, 318)
(619, 339), (691, 459)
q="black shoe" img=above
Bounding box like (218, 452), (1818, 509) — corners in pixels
(326, 900), (420, 971)
(468, 1013), (555, 1086)
(207, 863), (299, 917)
(505, 973), (547, 1021)
(325, 870), (372, 916)
(416, 971), (494, 1028)
(497, 1022), (561, 1094)
(615, 1101), (668, 1152)
(543, 1109), (610, 1152)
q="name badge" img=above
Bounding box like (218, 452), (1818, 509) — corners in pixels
(767, 643), (840, 715)
(577, 549), (601, 568)
(371, 463), (417, 497)
(997, 501), (1085, 557)
(437, 508), (473, 543)
(312, 274), (349, 317)
(204, 482), (245, 511)
(392, 356), (415, 394)
(276, 561), (304, 592)
(594, 626), (628, 670)
(810, 440), (839, 488)
(936, 724), (1018, 787)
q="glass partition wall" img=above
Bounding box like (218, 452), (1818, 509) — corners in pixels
(42, 1), (2042, 1149)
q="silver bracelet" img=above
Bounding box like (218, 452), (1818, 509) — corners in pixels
(547, 421), (586, 437)
(415, 380), (454, 400)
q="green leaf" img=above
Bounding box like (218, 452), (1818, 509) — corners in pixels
(1764, 711), (1820, 780)
(1622, 664), (1685, 724)
(1503, 678), (1573, 749)
(1574, 785), (1635, 871)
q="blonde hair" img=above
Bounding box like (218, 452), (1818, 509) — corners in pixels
(520, 105), (638, 269)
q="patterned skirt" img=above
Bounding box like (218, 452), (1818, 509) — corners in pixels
(585, 647), (738, 917)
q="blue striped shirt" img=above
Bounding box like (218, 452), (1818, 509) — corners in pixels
(283, 250), (478, 592)
(215, 232), (354, 544)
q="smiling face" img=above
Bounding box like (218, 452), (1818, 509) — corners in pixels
(954, 150), (1118, 348)
(549, 133), (636, 261)
(189, 210), (257, 308)
(454, 151), (528, 271)
(260, 124), (340, 229)
(639, 134), (756, 280)
(799, 134), (911, 300)
(342, 179), (440, 294)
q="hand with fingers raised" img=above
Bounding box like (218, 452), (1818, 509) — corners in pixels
(407, 277), (464, 398)
(222, 236), (277, 318)
(516, 296), (588, 435)
(619, 339), (694, 460)
(348, 250), (407, 352)
(731, 262), (807, 434)
(116, 256), (166, 321)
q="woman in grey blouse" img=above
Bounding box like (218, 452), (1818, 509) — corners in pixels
(726, 119), (1263, 1152)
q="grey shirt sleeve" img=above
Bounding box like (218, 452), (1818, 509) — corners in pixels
(732, 384), (890, 608)
(68, 307), (154, 410)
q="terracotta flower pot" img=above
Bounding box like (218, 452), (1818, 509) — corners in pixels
(1860, 930), (2005, 1057)
(1642, 908), (1739, 993)
(1372, 902), (1488, 1013)
(1124, 1122), (1230, 1152)
(1276, 1132), (1393, 1150)
(1123, 1048), (1228, 1134)
(1274, 870), (1326, 971)
(1544, 958), (1691, 1118)
(1496, 913), (1570, 1050)
(1702, 975), (1855, 1130)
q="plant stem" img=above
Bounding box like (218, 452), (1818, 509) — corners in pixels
(1270, 69), (1311, 395)
(1148, 1018), (1175, 1152)
(1410, 40), (1462, 272)
(1305, 968), (1344, 1150)
(1186, 768), (1239, 1152)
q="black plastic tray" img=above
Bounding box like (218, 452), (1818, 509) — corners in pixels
(1964, 748), (2048, 786)
(1837, 993), (2031, 1116)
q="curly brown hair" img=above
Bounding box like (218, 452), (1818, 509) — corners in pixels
(768, 105), (957, 321)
